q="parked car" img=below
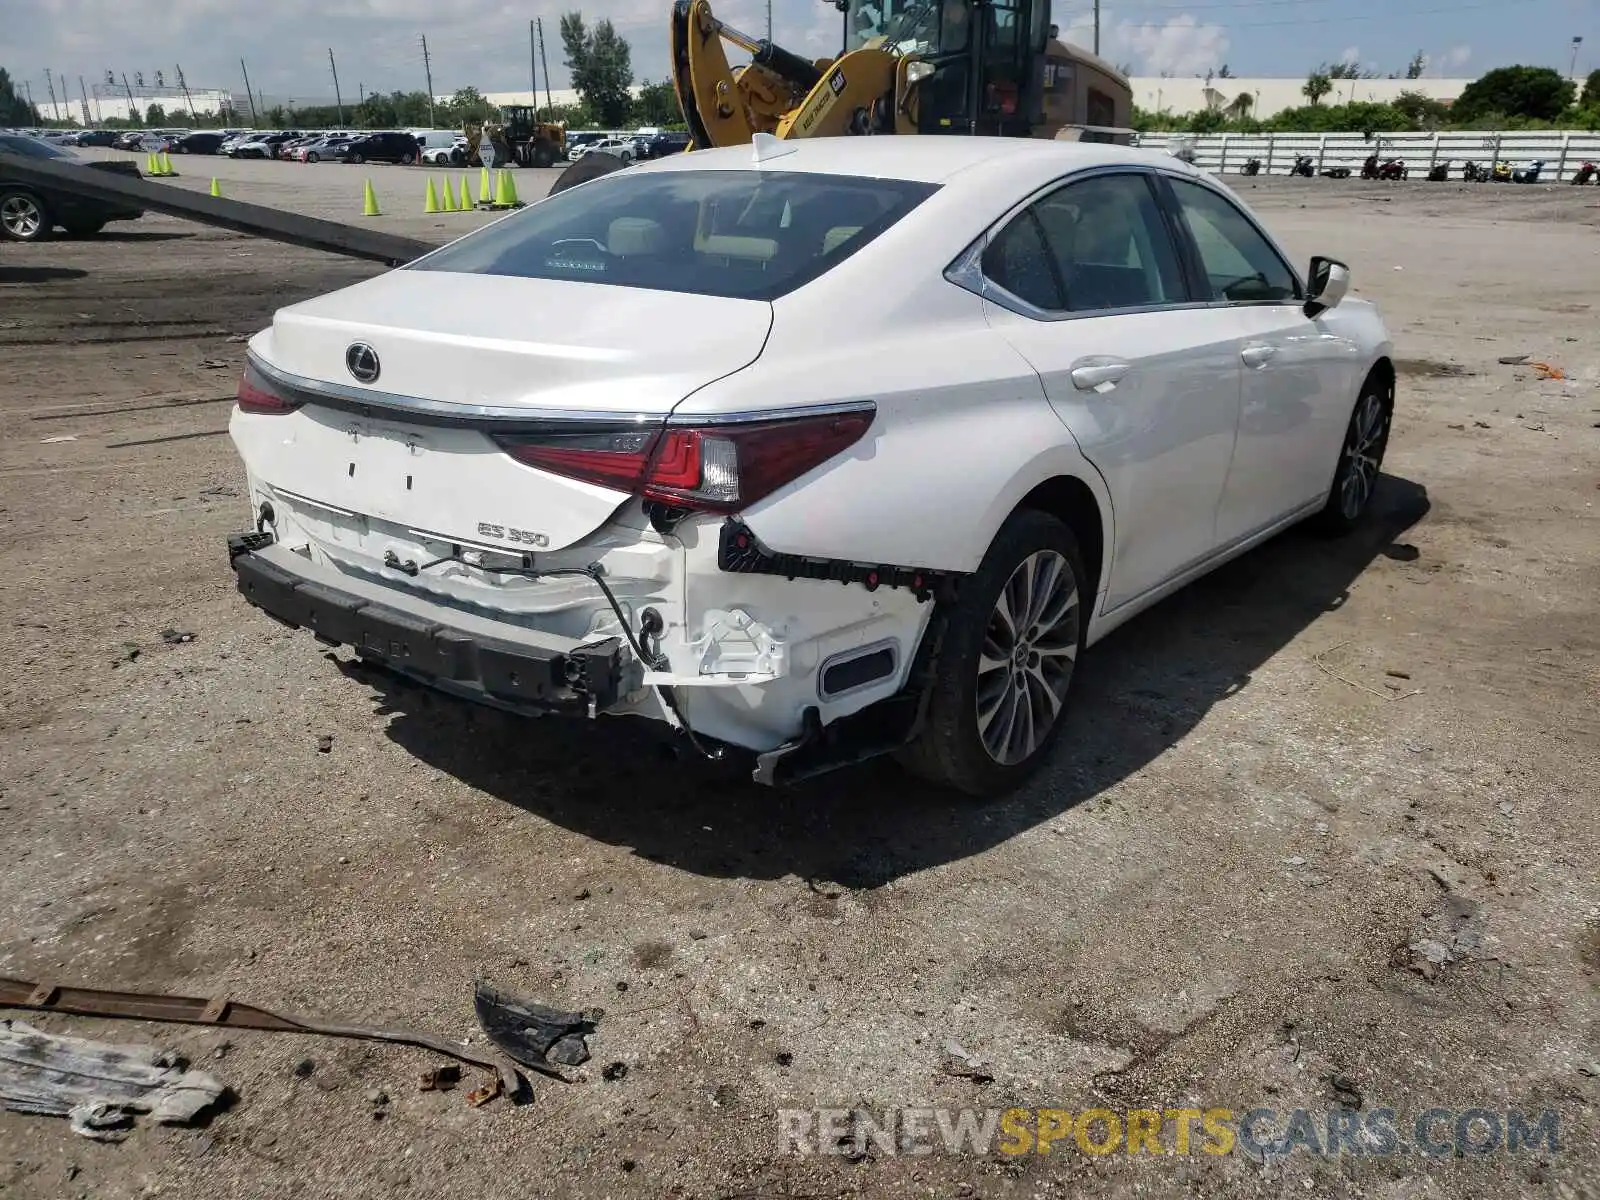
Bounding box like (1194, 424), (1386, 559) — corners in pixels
(422, 138), (470, 165)
(568, 136), (636, 164)
(342, 131), (420, 165)
(231, 132), (301, 159)
(0, 133), (144, 241)
(225, 138), (1394, 796)
(113, 130), (147, 151)
(292, 135), (353, 163)
(638, 132), (691, 160)
(74, 129), (123, 148)
(174, 131), (226, 154)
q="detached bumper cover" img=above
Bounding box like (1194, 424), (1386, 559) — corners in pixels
(228, 536), (624, 713)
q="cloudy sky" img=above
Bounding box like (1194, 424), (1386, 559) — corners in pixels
(8, 0), (1594, 107)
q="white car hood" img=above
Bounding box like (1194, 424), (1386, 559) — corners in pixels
(254, 268), (773, 414)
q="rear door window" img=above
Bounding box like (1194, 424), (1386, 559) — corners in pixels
(409, 169), (939, 301)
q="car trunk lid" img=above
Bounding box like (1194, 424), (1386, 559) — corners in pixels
(240, 270), (772, 552)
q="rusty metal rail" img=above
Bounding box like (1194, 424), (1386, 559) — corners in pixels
(0, 150), (435, 266)
(0, 975), (526, 1099)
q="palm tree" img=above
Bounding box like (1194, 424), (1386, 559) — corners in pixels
(1303, 72), (1333, 106)
(1228, 91), (1254, 120)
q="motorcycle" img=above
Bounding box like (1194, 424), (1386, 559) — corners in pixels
(1462, 160), (1491, 182)
(1239, 157), (1262, 176)
(1491, 160), (1512, 182)
(1289, 155), (1314, 177)
(1571, 161), (1598, 185)
(1319, 164), (1352, 179)
(1426, 161), (1450, 182)
(1511, 159), (1545, 184)
(1378, 157), (1408, 180)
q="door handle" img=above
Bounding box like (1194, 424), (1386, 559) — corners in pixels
(1069, 360), (1131, 392)
(1240, 343), (1278, 368)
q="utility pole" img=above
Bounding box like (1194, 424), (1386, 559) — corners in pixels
(239, 59), (259, 127)
(328, 49), (346, 125)
(175, 64), (198, 123)
(420, 34), (435, 127)
(79, 75), (92, 126)
(534, 19), (547, 118)
(1093, 0), (1100, 55)
(45, 69), (62, 122)
(537, 18), (554, 115)
(121, 73), (138, 124)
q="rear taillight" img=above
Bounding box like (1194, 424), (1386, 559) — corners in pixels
(236, 369), (303, 415)
(494, 408), (873, 512)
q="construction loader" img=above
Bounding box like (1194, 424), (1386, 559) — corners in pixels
(550, 0), (1132, 194)
(464, 109), (567, 169)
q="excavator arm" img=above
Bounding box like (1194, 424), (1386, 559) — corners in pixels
(670, 0), (904, 146)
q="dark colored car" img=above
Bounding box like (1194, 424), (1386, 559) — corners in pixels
(0, 134), (144, 242)
(174, 131), (226, 154)
(75, 129), (122, 148)
(113, 131), (147, 151)
(342, 132), (419, 165)
(640, 132), (691, 160)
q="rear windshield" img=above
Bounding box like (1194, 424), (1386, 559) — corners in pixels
(408, 168), (939, 301)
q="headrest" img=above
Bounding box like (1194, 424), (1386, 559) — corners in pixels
(608, 217), (666, 256)
(821, 225), (862, 254)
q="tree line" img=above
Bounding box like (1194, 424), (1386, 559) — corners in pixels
(0, 13), (682, 133)
(1140, 65), (1600, 136)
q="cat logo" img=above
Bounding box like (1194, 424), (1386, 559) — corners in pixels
(794, 69), (848, 136)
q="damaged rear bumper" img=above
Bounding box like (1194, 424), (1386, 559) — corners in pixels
(227, 533), (625, 714)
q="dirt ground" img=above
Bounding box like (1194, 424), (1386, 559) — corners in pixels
(1, 176), (1596, 1200)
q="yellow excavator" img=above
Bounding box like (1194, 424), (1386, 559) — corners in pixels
(551, 0), (1131, 193)
(673, 0), (1130, 144)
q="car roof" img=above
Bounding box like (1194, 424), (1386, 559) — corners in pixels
(642, 135), (1192, 186)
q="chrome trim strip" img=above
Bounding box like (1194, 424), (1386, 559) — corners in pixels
(249, 351), (876, 430)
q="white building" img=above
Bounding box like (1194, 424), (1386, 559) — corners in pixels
(1130, 76), (1473, 120)
(453, 88), (644, 111)
(76, 85), (237, 125)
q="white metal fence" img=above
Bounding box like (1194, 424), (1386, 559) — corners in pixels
(1132, 130), (1600, 182)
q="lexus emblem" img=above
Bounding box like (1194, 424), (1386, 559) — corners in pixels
(345, 342), (380, 384)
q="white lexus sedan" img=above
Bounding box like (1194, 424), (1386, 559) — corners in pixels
(227, 136), (1394, 796)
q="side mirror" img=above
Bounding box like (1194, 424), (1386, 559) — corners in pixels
(1304, 255), (1350, 318)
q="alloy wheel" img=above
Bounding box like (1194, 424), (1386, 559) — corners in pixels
(1340, 390), (1388, 520)
(975, 550), (1080, 766)
(1, 194), (44, 240)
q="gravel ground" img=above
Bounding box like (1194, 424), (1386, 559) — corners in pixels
(0, 173), (1596, 1200)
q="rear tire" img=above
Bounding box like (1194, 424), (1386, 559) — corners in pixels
(1311, 376), (1393, 535)
(347, 153), (364, 165)
(550, 153), (628, 195)
(400, 152), (416, 166)
(899, 510), (1086, 798)
(0, 189), (52, 242)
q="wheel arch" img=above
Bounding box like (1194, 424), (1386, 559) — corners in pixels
(1013, 474), (1109, 616)
(1367, 354), (1395, 404)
